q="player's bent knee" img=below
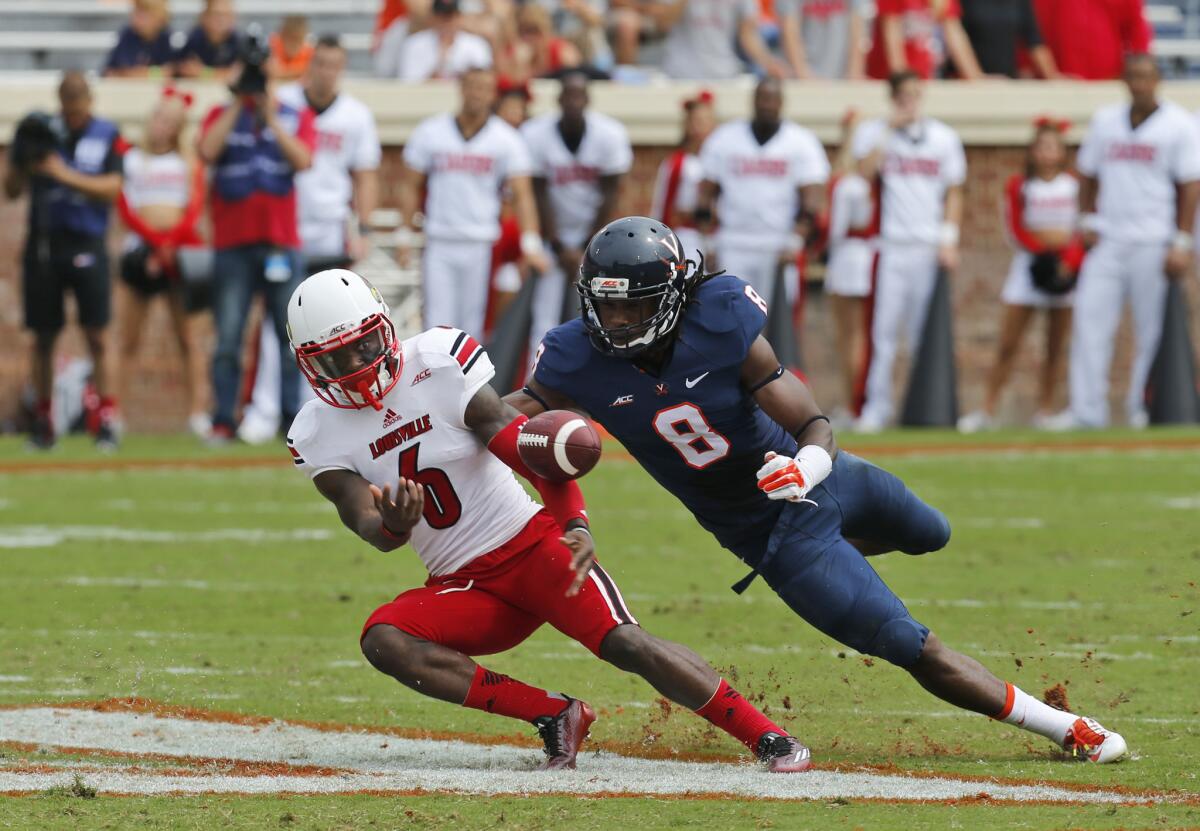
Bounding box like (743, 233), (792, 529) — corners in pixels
(905, 510), (952, 555)
(597, 623), (649, 670)
(360, 624), (424, 675)
(862, 617), (929, 669)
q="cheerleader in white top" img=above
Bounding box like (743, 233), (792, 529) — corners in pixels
(958, 118), (1082, 432)
(115, 88), (209, 437)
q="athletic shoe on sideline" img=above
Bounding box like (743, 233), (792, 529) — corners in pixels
(534, 698), (595, 771)
(956, 410), (995, 434)
(1063, 717), (1127, 763)
(756, 732), (813, 773)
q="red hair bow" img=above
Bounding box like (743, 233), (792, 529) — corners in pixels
(1033, 115), (1071, 133)
(162, 86), (195, 109)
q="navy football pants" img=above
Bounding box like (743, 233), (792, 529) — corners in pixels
(741, 452), (951, 668)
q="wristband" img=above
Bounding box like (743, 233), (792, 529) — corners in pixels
(795, 444), (833, 490)
(379, 521), (408, 542)
(566, 524), (591, 537)
(520, 230), (545, 258)
(938, 222), (960, 248)
(1172, 229), (1194, 252)
(1078, 213), (1102, 233)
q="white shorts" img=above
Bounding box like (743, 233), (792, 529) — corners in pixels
(1000, 251), (1074, 310)
(825, 239), (875, 298)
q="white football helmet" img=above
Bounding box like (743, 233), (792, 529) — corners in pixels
(286, 269), (401, 411)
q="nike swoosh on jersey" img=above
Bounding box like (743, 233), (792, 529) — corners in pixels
(685, 372), (710, 389)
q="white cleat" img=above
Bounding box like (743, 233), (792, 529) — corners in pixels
(1063, 717), (1127, 763)
(956, 410), (995, 434)
(1036, 409), (1080, 433)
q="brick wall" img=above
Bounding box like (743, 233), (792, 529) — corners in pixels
(2, 144), (1195, 433)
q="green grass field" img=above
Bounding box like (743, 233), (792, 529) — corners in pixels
(1, 431), (1199, 829)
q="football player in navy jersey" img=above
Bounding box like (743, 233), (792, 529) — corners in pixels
(506, 215), (1128, 764)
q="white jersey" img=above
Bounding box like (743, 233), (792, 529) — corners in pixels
(1012, 173), (1079, 235)
(277, 84), (381, 257)
(520, 111), (632, 248)
(1077, 101), (1200, 244)
(398, 29), (493, 81)
(288, 327), (542, 577)
(650, 151), (705, 224)
(699, 119), (830, 249)
(852, 117), (966, 245)
(404, 113), (532, 242)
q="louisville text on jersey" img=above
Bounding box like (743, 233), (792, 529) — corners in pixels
(369, 414), (433, 460)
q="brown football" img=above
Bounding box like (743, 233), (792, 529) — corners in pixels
(517, 410), (602, 482)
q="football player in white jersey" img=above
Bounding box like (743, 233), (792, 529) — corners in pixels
(852, 70), (966, 432)
(521, 72), (632, 352)
(959, 119), (1080, 433)
(241, 35), (382, 445)
(399, 67), (549, 339)
(697, 78), (830, 311)
(284, 269), (814, 772)
(1053, 54), (1200, 430)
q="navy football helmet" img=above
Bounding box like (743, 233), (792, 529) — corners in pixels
(576, 216), (711, 356)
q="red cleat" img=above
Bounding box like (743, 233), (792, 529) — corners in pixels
(534, 698), (596, 771)
(756, 732), (813, 773)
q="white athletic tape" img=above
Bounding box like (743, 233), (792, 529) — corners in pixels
(552, 418), (587, 477)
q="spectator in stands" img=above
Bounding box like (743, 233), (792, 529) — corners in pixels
(647, 0), (789, 80)
(175, 0), (241, 80)
(373, 0), (423, 77)
(866, 0), (983, 80)
(777, 0), (867, 79)
(958, 119), (1079, 433)
(823, 108), (877, 424)
(398, 67), (545, 337)
(1033, 0), (1150, 81)
(650, 90), (716, 265)
(959, 0), (1060, 78)
(104, 0), (176, 78)
(269, 15), (314, 82)
(501, 4), (582, 82)
(536, 0), (611, 72)
(241, 36), (382, 445)
(522, 72), (632, 351)
(4, 71), (125, 451)
(395, 0), (493, 81)
(196, 60), (315, 444)
(115, 88), (211, 440)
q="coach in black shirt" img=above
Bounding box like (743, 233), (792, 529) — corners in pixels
(959, 0), (1060, 78)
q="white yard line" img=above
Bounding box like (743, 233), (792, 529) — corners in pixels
(0, 526), (334, 548)
(0, 707), (1174, 804)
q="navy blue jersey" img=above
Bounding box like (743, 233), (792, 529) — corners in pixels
(534, 275), (797, 554)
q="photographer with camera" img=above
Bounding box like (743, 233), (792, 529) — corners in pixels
(4, 71), (125, 451)
(196, 29), (315, 444)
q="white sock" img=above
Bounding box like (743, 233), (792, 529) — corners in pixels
(995, 683), (1077, 745)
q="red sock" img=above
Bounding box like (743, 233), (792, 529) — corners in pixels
(99, 396), (118, 423)
(694, 678), (786, 751)
(462, 665), (569, 723)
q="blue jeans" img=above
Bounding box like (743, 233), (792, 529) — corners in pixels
(211, 244), (304, 431)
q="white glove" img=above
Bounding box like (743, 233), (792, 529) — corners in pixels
(755, 446), (833, 502)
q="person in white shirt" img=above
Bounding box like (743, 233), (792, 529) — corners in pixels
(650, 89), (717, 270)
(852, 71), (966, 432)
(240, 35), (384, 445)
(521, 72), (631, 351)
(697, 78), (830, 310)
(397, 0), (493, 82)
(1054, 55), (1200, 430)
(645, 0), (789, 80)
(959, 119), (1080, 434)
(399, 67), (548, 338)
(824, 109), (877, 423)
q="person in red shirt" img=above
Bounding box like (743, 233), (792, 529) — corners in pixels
(866, 0), (983, 80)
(1033, 0), (1150, 80)
(197, 62), (316, 442)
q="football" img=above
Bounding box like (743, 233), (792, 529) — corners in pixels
(517, 410), (602, 482)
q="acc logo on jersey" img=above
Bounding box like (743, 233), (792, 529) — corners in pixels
(411, 368), (432, 386)
(610, 394), (634, 407)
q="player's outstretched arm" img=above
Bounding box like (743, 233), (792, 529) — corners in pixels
(312, 469), (423, 552)
(503, 377), (582, 418)
(472, 383), (595, 596)
(743, 335), (838, 503)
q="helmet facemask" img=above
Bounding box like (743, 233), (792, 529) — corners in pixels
(578, 260), (693, 357)
(294, 313), (401, 411)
